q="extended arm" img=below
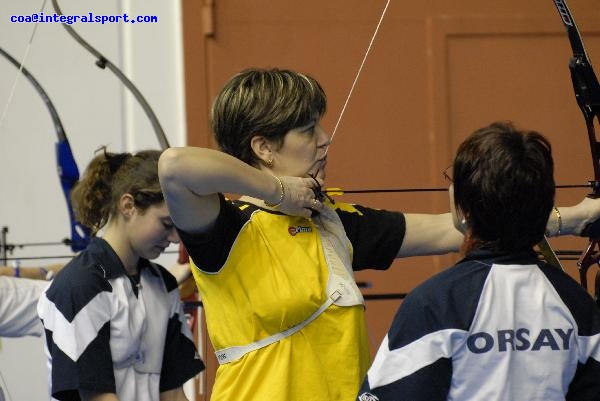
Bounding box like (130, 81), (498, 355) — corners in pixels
(0, 263), (63, 280)
(0, 277), (47, 337)
(398, 213), (462, 257)
(398, 197), (600, 258)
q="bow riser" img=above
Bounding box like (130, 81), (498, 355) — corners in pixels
(554, 0), (600, 305)
(56, 140), (89, 251)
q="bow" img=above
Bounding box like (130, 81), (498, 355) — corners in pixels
(0, 46), (90, 252)
(552, 0), (600, 305)
(2, 0), (168, 252)
(51, 0), (170, 150)
(49, 1), (192, 265)
(49, 0), (198, 320)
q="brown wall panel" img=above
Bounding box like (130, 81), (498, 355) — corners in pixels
(182, 1), (600, 399)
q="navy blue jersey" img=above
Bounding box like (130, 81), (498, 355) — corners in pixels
(358, 250), (600, 401)
(38, 238), (204, 401)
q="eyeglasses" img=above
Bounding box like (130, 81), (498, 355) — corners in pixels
(442, 165), (453, 183)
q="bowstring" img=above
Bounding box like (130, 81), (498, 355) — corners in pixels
(327, 0), (391, 150)
(0, 0), (48, 131)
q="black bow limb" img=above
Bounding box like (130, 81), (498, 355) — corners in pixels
(553, 0), (600, 305)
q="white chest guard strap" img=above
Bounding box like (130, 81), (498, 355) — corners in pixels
(316, 206), (364, 307)
(215, 288), (343, 364)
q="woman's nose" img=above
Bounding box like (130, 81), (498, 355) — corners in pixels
(317, 126), (331, 148)
(167, 227), (180, 244)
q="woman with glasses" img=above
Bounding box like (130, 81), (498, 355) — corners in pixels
(358, 121), (600, 401)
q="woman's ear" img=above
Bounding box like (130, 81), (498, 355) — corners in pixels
(250, 135), (274, 168)
(118, 193), (136, 218)
(457, 212), (469, 232)
(448, 184), (468, 234)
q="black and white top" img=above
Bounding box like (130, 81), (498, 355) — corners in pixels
(38, 238), (204, 401)
(358, 250), (600, 401)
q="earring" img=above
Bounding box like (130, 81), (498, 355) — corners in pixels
(265, 158), (273, 168)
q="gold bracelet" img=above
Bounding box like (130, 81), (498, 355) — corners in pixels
(264, 176), (285, 208)
(546, 206), (562, 237)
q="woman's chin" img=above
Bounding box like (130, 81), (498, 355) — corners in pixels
(144, 247), (164, 260)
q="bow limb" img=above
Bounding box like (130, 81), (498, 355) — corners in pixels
(537, 237), (564, 271)
(49, 2), (194, 293)
(553, 0), (600, 303)
(51, 1), (195, 271)
(51, 0), (170, 150)
(0, 46), (90, 252)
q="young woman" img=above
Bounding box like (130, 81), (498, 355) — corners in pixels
(38, 149), (204, 401)
(158, 68), (600, 400)
(357, 122), (600, 400)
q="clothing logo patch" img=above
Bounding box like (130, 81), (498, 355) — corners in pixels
(467, 328), (573, 353)
(288, 226), (312, 236)
(358, 393), (379, 401)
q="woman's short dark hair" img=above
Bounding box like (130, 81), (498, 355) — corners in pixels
(453, 121), (555, 252)
(211, 68), (327, 166)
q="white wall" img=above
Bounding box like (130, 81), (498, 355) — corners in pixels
(0, 0), (187, 399)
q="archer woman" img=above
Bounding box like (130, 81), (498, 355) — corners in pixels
(159, 68), (600, 400)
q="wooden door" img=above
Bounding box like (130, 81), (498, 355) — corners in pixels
(181, 1), (600, 399)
